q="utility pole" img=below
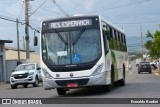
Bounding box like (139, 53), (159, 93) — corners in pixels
(23, 36), (25, 49)
(140, 25), (144, 60)
(16, 18), (20, 62)
(25, 0), (30, 62)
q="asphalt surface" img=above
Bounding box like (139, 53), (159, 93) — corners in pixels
(0, 61), (160, 107)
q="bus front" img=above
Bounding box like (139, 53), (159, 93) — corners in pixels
(41, 16), (106, 95)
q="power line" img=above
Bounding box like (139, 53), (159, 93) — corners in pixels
(0, 16), (16, 22)
(51, 0), (69, 17)
(19, 1), (24, 19)
(0, 10), (18, 17)
(29, 0), (48, 17)
(4, 0), (23, 7)
(82, 0), (154, 14)
(31, 4), (62, 15)
(115, 20), (160, 25)
(8, 0), (63, 15)
(0, 1), (22, 9)
(0, 16), (40, 33)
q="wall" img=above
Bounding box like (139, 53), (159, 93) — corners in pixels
(0, 43), (6, 82)
(5, 50), (40, 65)
(5, 60), (27, 83)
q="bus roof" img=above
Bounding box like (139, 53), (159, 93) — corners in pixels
(100, 16), (125, 34)
(42, 15), (99, 22)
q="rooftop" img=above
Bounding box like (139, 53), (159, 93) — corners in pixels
(5, 46), (35, 52)
(0, 39), (13, 43)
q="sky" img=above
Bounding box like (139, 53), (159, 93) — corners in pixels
(0, 0), (160, 53)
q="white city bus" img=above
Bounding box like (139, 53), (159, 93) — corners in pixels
(39, 15), (128, 95)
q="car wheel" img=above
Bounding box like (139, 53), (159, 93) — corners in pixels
(57, 88), (66, 95)
(11, 85), (17, 89)
(33, 77), (39, 87)
(23, 84), (28, 88)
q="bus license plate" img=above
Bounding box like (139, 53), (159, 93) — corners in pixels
(67, 83), (78, 88)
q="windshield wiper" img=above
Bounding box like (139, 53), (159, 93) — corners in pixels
(73, 27), (86, 45)
(54, 29), (68, 46)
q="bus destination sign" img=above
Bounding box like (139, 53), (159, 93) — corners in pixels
(49, 19), (92, 29)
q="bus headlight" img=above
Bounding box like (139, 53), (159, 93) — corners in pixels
(42, 68), (53, 79)
(91, 63), (104, 76)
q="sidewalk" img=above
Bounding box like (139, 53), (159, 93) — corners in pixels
(152, 69), (160, 76)
(0, 82), (10, 90)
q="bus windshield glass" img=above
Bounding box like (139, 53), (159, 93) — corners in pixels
(42, 29), (101, 65)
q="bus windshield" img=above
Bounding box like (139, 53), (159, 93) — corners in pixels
(42, 29), (101, 65)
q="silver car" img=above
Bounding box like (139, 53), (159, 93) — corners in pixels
(10, 63), (41, 89)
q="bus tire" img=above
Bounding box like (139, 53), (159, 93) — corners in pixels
(119, 64), (125, 86)
(103, 84), (112, 92)
(57, 88), (66, 95)
(111, 65), (115, 88)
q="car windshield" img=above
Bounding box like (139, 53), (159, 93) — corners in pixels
(42, 29), (101, 65)
(15, 64), (35, 71)
(140, 62), (150, 66)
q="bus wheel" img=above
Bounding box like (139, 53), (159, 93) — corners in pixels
(111, 65), (115, 88)
(119, 65), (125, 86)
(57, 88), (66, 95)
(103, 84), (112, 92)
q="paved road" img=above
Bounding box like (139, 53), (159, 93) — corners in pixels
(0, 61), (160, 98)
(0, 61), (160, 106)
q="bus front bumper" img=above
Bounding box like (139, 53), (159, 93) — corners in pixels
(43, 72), (106, 90)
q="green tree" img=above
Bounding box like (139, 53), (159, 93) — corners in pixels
(144, 27), (160, 58)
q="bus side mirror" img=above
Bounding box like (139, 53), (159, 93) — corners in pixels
(34, 36), (38, 46)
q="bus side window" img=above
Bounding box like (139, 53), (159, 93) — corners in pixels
(122, 34), (127, 52)
(109, 27), (114, 50)
(120, 34), (124, 51)
(103, 30), (109, 55)
(111, 29), (115, 50)
(119, 33), (123, 51)
(114, 30), (118, 50)
(117, 32), (121, 51)
(124, 35), (127, 52)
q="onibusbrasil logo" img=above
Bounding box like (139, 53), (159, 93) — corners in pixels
(1, 99), (42, 104)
